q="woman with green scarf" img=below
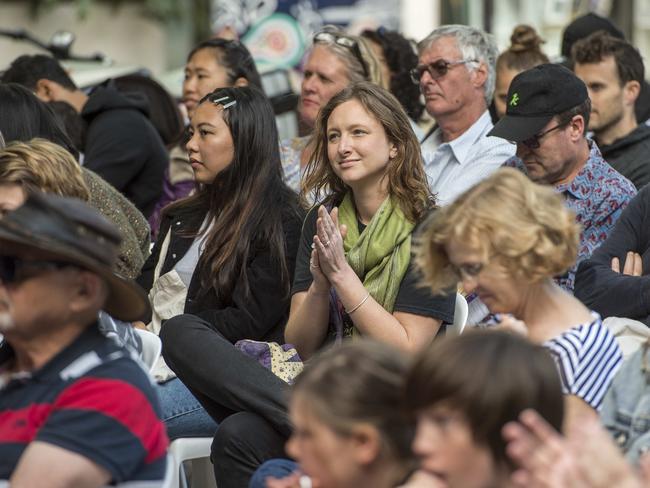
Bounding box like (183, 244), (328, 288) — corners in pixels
(286, 81), (456, 359)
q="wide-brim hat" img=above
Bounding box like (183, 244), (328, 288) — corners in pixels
(0, 192), (149, 322)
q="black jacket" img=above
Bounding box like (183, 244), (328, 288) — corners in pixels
(598, 124), (650, 190)
(81, 81), (167, 218)
(575, 185), (650, 325)
(636, 80), (650, 125)
(137, 200), (304, 344)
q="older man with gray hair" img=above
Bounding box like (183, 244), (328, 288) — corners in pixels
(415, 25), (514, 205)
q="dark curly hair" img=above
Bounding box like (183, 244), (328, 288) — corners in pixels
(362, 28), (424, 122)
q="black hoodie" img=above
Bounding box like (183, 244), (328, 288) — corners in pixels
(81, 81), (167, 218)
(598, 124), (650, 191)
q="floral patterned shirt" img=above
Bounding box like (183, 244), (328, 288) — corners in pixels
(279, 136), (309, 193)
(505, 141), (637, 291)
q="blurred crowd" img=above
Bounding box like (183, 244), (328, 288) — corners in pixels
(1, 10), (650, 488)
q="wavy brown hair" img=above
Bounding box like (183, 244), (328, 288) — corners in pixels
(415, 167), (580, 294)
(301, 82), (432, 223)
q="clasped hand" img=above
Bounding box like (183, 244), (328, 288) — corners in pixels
(309, 206), (349, 288)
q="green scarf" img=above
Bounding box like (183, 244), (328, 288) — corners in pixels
(339, 193), (414, 314)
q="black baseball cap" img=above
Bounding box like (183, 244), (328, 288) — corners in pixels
(561, 13), (624, 60)
(488, 63), (588, 143)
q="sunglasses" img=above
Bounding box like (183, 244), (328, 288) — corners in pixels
(410, 58), (478, 84)
(510, 122), (568, 150)
(314, 31), (370, 79)
(0, 256), (77, 284)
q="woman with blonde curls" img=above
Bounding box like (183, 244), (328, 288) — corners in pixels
(285, 81), (455, 360)
(416, 167), (622, 426)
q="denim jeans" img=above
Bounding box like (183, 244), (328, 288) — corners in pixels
(601, 344), (650, 466)
(249, 459), (298, 488)
(156, 377), (219, 440)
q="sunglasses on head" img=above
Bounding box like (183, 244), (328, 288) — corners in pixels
(410, 58), (478, 84)
(0, 255), (77, 284)
(313, 31), (370, 79)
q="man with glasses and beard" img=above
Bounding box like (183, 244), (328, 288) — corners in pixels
(0, 192), (168, 486)
(415, 25), (514, 205)
(490, 63), (636, 292)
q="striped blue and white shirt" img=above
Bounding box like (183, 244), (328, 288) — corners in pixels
(544, 312), (622, 411)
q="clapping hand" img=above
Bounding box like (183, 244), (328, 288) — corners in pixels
(313, 206), (348, 283)
(503, 409), (643, 488)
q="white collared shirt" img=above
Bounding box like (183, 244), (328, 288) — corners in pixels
(421, 111), (515, 205)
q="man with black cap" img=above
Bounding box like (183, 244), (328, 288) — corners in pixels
(490, 63), (636, 292)
(0, 192), (168, 485)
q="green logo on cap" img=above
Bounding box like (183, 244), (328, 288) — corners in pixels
(509, 93), (520, 107)
(510, 93), (519, 107)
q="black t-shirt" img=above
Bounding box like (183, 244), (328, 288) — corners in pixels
(291, 207), (455, 323)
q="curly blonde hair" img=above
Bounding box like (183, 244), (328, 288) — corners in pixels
(415, 168), (580, 294)
(301, 81), (432, 223)
(0, 138), (90, 201)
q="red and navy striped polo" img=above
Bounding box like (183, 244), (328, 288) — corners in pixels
(0, 325), (168, 483)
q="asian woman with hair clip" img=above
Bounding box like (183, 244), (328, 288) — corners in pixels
(137, 86), (303, 448)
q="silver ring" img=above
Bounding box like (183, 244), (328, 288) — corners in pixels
(323, 240), (330, 247)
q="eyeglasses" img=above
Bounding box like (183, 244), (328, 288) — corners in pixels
(410, 59), (478, 84)
(511, 122), (569, 150)
(0, 256), (77, 284)
(314, 31), (370, 79)
(448, 261), (486, 281)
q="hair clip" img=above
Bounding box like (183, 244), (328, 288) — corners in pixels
(210, 96), (237, 109)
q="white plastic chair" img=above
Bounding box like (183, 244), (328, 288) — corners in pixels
(161, 453), (176, 488)
(448, 292), (469, 335)
(168, 437), (217, 488)
(134, 328), (162, 372)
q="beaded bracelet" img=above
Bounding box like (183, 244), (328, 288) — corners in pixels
(346, 292), (370, 315)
